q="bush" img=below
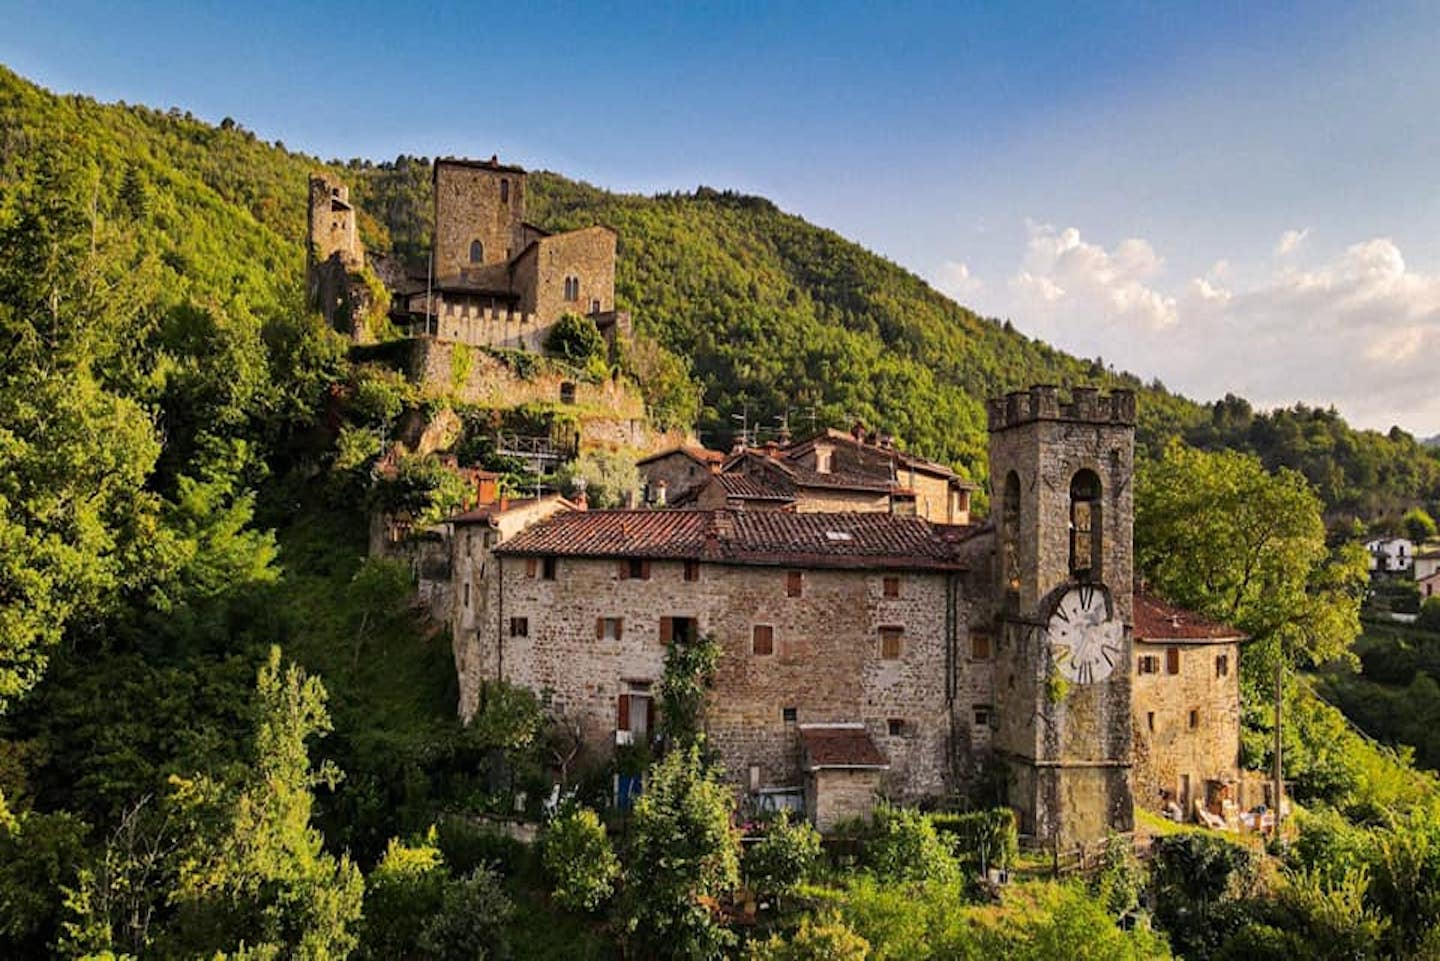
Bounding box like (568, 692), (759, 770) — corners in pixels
(865, 805), (959, 884)
(1419, 597), (1440, 632)
(930, 808), (1018, 872)
(541, 806), (618, 913)
(436, 817), (530, 877)
(746, 912), (870, 960)
(417, 866), (513, 961)
(555, 450), (640, 509)
(744, 811), (822, 900)
(544, 313), (606, 368)
(360, 831), (449, 960)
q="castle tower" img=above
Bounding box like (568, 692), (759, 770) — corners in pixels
(986, 385), (1136, 846)
(432, 156), (528, 281)
(307, 174), (360, 271)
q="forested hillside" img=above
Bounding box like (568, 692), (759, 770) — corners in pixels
(3, 64), (1440, 959)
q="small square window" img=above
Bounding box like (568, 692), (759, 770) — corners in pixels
(785, 571), (803, 597)
(883, 576), (900, 598)
(887, 718), (906, 737)
(683, 560), (700, 582)
(1188, 709), (1199, 729)
(541, 556), (557, 580)
(782, 707), (798, 723)
(509, 616), (528, 638)
(752, 625), (775, 656)
(621, 558), (651, 581)
(973, 705), (993, 727)
(1138, 655), (1160, 675)
(597, 617), (623, 641)
(971, 632), (992, 660)
(880, 627), (903, 659)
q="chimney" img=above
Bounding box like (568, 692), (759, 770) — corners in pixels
(655, 479), (668, 507)
(499, 495), (510, 512)
(851, 421), (866, 442)
(574, 490), (588, 511)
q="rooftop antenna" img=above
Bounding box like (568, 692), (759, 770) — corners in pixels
(731, 405), (751, 449)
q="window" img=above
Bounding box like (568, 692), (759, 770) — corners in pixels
(660, 616), (696, 645)
(815, 449), (832, 473)
(541, 557), (557, 580)
(619, 558), (652, 580)
(499, 178), (510, 203)
(971, 632), (992, 660)
(563, 275), (580, 301)
(880, 626), (903, 660)
(785, 571), (803, 597)
(782, 707), (798, 723)
(1147, 711), (1155, 732)
(469, 239), (484, 263)
(683, 560), (700, 582)
(463, 582), (470, 608)
(1188, 709), (1200, 729)
(509, 616), (528, 637)
(973, 705), (993, 727)
(1216, 654), (1229, 677)
(595, 617), (623, 641)
(616, 693), (653, 738)
(559, 381), (576, 404)
(1165, 647), (1181, 675)
(1069, 469), (1102, 579)
(525, 558), (537, 578)
(887, 718), (906, 737)
(883, 576), (900, 598)
(590, 298), (601, 314)
(1002, 471), (1022, 594)
(752, 625), (774, 656)
(1138, 655), (1160, 675)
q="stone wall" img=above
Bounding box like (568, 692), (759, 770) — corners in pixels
(407, 340), (645, 418)
(1131, 640), (1242, 815)
(638, 451), (717, 506)
(513, 228), (617, 321)
(809, 769), (883, 832)
(459, 552), (991, 805)
(433, 161), (527, 279)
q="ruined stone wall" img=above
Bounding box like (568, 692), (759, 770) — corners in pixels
(434, 162), (527, 279)
(406, 341), (645, 418)
(466, 555), (986, 803)
(513, 228), (617, 322)
(1131, 641), (1242, 813)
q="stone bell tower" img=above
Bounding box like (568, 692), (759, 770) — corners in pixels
(986, 385), (1136, 846)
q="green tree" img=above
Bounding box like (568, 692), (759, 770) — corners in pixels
(555, 449), (641, 509)
(746, 913), (870, 960)
(743, 810), (821, 903)
(658, 632), (723, 749)
(1402, 506), (1438, 545)
(544, 312), (606, 368)
(1419, 597), (1440, 633)
(621, 746), (740, 960)
(864, 805), (959, 884)
(359, 830), (449, 960)
(415, 866), (512, 961)
(541, 806), (619, 913)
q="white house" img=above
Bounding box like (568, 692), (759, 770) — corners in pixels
(1366, 537), (1414, 574)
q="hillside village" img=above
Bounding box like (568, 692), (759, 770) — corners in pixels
(311, 156), (1262, 844)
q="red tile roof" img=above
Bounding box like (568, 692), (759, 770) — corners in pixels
(800, 724), (889, 770)
(494, 509), (973, 571)
(449, 495), (572, 526)
(636, 445), (728, 467)
(1134, 591), (1246, 644)
(718, 473), (795, 501)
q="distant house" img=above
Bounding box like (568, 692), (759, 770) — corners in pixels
(1366, 537), (1414, 574)
(636, 446), (727, 506)
(1420, 569), (1440, 602)
(1414, 546), (1440, 582)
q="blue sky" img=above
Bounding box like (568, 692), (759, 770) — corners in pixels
(5, 1), (1439, 433)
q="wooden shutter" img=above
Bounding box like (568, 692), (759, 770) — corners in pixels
(659, 617), (674, 644)
(646, 698), (656, 735)
(618, 559), (629, 580)
(1166, 647), (1180, 675)
(596, 617), (605, 640)
(786, 571), (803, 597)
(615, 618), (624, 641)
(640, 559), (652, 580)
(526, 558), (537, 578)
(617, 694), (630, 730)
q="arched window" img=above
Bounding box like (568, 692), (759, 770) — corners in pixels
(564, 275), (580, 301)
(500, 178), (510, 203)
(1069, 469), (1102, 580)
(469, 240), (484, 263)
(1002, 471), (1021, 594)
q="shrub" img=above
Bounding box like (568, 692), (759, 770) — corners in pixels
(555, 450), (640, 509)
(541, 806), (619, 913)
(360, 831), (449, 960)
(435, 817), (529, 877)
(744, 811), (822, 900)
(930, 808), (1018, 872)
(1419, 597), (1440, 632)
(416, 866), (513, 961)
(865, 805), (959, 884)
(745, 912), (870, 960)
(544, 313), (606, 367)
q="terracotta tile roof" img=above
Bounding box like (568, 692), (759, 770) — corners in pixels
(494, 509), (973, 571)
(1134, 591), (1247, 644)
(800, 724), (889, 770)
(725, 451), (892, 494)
(636, 445), (728, 467)
(449, 495), (572, 526)
(718, 473), (795, 500)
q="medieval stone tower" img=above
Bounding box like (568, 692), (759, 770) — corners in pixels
(987, 385), (1136, 845)
(306, 174), (364, 326)
(432, 157), (530, 281)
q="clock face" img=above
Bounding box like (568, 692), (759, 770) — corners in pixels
(1047, 585), (1124, 685)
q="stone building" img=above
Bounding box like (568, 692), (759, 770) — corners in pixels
(446, 385), (1244, 842)
(635, 446), (728, 506)
(1131, 593), (1245, 821)
(306, 174), (368, 329)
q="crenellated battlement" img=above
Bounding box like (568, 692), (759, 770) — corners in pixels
(406, 304), (550, 353)
(986, 384), (1136, 431)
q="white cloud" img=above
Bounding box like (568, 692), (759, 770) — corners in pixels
(959, 225), (1440, 433)
(935, 260), (983, 298)
(1275, 228), (1310, 256)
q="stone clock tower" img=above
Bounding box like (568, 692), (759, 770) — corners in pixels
(986, 385), (1136, 846)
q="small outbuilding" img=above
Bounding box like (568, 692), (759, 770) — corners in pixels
(799, 723), (890, 832)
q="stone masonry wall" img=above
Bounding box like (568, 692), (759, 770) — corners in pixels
(433, 162), (527, 279)
(513, 228), (617, 322)
(1131, 641), (1242, 814)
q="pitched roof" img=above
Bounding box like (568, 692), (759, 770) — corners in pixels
(1134, 591), (1247, 644)
(448, 495), (572, 526)
(724, 450), (892, 494)
(800, 724), (889, 770)
(784, 428), (980, 489)
(635, 445), (728, 468)
(494, 509), (973, 571)
(717, 472), (795, 501)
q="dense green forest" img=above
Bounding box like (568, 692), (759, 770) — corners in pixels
(3, 64), (1440, 958)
